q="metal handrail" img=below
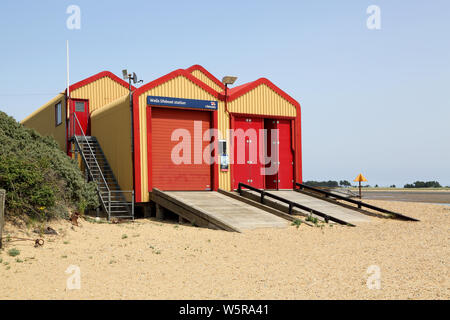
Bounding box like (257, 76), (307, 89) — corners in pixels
(71, 114), (134, 220)
(295, 182), (418, 221)
(237, 182), (353, 226)
(72, 114), (111, 217)
(72, 114), (110, 195)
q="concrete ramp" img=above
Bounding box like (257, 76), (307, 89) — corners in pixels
(241, 190), (372, 226)
(150, 189), (289, 232)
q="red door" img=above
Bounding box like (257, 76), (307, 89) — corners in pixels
(233, 117), (264, 189)
(151, 108), (212, 191)
(70, 99), (90, 136)
(277, 120), (294, 189)
(263, 119), (294, 190)
(264, 119), (279, 189)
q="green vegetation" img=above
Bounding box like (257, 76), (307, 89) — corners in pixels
(404, 181), (442, 188)
(121, 234), (128, 239)
(304, 180), (339, 188)
(306, 215), (318, 225)
(0, 111), (98, 221)
(291, 219), (302, 229)
(7, 248), (20, 257)
(304, 180), (352, 188)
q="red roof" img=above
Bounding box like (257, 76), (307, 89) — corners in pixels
(134, 68), (220, 99)
(185, 64), (225, 91)
(220, 77), (300, 108)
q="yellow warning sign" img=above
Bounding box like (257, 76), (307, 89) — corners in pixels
(353, 173), (368, 182)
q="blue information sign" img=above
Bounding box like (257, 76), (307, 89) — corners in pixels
(147, 96), (218, 110)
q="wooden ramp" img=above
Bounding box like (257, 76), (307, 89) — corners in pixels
(150, 189), (289, 232)
(241, 189), (372, 226)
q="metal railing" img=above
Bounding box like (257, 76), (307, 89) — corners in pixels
(72, 114), (110, 206)
(295, 182), (418, 221)
(71, 113), (134, 220)
(107, 190), (135, 220)
(237, 182), (353, 226)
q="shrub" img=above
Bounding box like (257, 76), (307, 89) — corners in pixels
(8, 248), (20, 257)
(0, 111), (99, 220)
(404, 181), (442, 188)
(291, 219), (302, 229)
(304, 180), (339, 188)
(306, 215), (318, 224)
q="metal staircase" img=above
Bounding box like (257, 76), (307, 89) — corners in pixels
(70, 115), (134, 220)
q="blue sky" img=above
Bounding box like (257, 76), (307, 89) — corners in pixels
(0, 0), (449, 186)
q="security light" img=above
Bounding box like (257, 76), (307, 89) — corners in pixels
(122, 69), (128, 80)
(222, 76), (238, 86)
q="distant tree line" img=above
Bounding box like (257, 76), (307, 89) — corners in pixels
(304, 180), (352, 188)
(404, 181), (442, 188)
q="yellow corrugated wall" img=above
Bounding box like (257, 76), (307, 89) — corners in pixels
(227, 84), (296, 117)
(21, 93), (67, 151)
(91, 94), (133, 200)
(190, 70), (223, 92)
(217, 101), (231, 191)
(138, 76), (218, 202)
(71, 76), (129, 113)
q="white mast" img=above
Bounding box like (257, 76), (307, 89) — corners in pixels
(66, 40), (70, 99)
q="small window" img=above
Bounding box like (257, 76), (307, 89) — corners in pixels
(55, 102), (62, 126)
(219, 140), (227, 155)
(75, 101), (85, 112)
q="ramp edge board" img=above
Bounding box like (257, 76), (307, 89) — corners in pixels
(237, 184), (356, 226)
(236, 189), (323, 226)
(295, 183), (419, 222)
(218, 189), (316, 227)
(294, 189), (386, 219)
(150, 189), (242, 233)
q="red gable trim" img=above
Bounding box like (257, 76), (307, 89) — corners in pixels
(69, 71), (135, 93)
(222, 77), (300, 109)
(134, 69), (220, 98)
(185, 64), (225, 91)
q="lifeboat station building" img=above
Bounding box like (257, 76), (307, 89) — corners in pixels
(21, 65), (304, 229)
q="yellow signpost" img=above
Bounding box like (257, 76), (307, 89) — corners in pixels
(353, 173), (367, 199)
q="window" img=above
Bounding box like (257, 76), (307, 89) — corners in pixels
(219, 140), (227, 155)
(55, 102), (62, 126)
(75, 101), (85, 112)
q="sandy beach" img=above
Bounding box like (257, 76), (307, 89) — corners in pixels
(0, 199), (448, 300)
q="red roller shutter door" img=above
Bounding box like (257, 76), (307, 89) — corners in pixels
(151, 108), (212, 191)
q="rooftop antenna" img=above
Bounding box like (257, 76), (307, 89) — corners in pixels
(122, 70), (143, 85)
